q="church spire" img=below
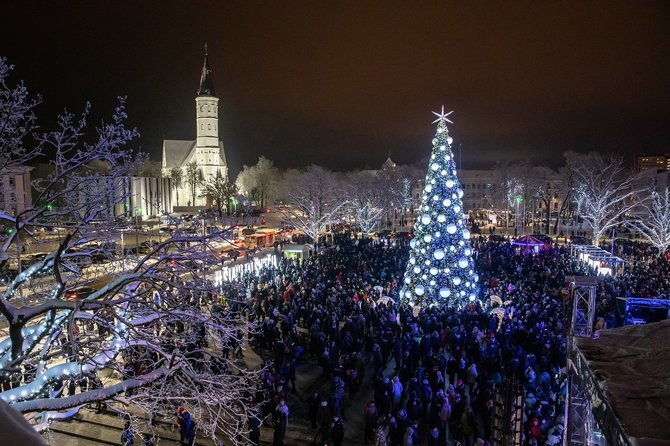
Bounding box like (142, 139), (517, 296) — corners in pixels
(197, 43), (216, 97)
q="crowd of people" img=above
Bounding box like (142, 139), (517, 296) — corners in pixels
(213, 230), (670, 446)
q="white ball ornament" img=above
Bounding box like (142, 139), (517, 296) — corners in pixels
(421, 214), (431, 225)
(425, 185), (432, 193)
(437, 127), (444, 134)
(447, 136), (453, 144)
(441, 170), (447, 175)
(405, 290), (413, 298)
(413, 266), (421, 274)
(425, 260), (431, 265)
(460, 291), (466, 296)
(459, 241), (465, 246)
(453, 277), (461, 285)
(449, 246), (456, 252)
(464, 248), (472, 256)
(443, 199), (452, 207)
(437, 214), (446, 223)
(422, 274), (427, 279)
(439, 288), (451, 298)
(415, 285), (424, 296)
(445, 155), (451, 161)
(430, 179), (435, 184)
(440, 145), (446, 151)
(410, 239), (416, 249)
(409, 256), (416, 264)
(430, 267), (438, 275)
(454, 205), (461, 213)
(433, 195), (439, 201)
(405, 277), (411, 284)
(469, 294), (476, 302)
(452, 193), (457, 199)
(431, 163), (439, 171)
(423, 234), (432, 243)
(457, 189), (464, 198)
(432, 138), (437, 145)
(458, 258), (469, 268)
(420, 248), (426, 254)
(446, 180), (455, 188)
(463, 229), (471, 239)
(447, 224), (457, 234)
(433, 249), (445, 260)
(474, 274), (479, 282)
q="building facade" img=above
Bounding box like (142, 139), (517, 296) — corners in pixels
(162, 48), (228, 207)
(0, 165), (33, 216)
(636, 154), (670, 172)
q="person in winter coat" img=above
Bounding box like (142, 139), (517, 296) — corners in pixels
(391, 376), (403, 410)
(177, 406), (196, 446)
(317, 400), (332, 430)
(273, 400), (289, 446)
(461, 405), (476, 446)
(374, 416), (390, 446)
(364, 401), (378, 444)
(308, 391), (321, 428)
(402, 426), (415, 446)
(121, 421), (134, 446)
(529, 417), (542, 442)
(329, 415), (345, 446)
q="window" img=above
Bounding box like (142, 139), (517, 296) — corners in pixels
(208, 124), (211, 130)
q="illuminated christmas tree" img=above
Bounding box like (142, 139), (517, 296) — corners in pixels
(399, 108), (478, 308)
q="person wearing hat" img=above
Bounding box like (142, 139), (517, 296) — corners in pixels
(273, 400), (289, 446)
(177, 406), (196, 446)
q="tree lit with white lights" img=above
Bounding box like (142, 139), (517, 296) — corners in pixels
(399, 108), (478, 308)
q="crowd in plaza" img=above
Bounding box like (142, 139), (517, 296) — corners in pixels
(169, 228), (669, 446)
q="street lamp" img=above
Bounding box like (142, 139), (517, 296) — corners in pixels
(515, 195), (523, 236)
(135, 207), (141, 255)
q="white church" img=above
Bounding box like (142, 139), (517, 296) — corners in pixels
(161, 48), (228, 208)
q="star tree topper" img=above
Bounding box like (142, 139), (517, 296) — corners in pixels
(432, 106), (454, 125)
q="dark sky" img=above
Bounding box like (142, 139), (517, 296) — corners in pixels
(2, 1), (669, 176)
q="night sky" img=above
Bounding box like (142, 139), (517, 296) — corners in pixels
(2, 1), (669, 177)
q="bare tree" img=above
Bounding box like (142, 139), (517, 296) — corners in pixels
(201, 171), (238, 215)
(627, 186), (670, 253)
(0, 57), (261, 445)
(234, 156), (279, 209)
(344, 171), (385, 236)
(281, 165), (348, 250)
(184, 161), (202, 206)
(169, 166), (183, 206)
(569, 152), (642, 244)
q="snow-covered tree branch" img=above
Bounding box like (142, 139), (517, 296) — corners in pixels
(569, 152), (642, 244)
(280, 165), (348, 249)
(0, 57), (262, 445)
(626, 186), (670, 254)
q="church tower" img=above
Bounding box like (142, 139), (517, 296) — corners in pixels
(195, 45), (224, 184)
(162, 46), (228, 209)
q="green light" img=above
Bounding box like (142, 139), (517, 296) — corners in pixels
(515, 195), (523, 204)
(45, 202), (53, 212)
(6, 227), (13, 235)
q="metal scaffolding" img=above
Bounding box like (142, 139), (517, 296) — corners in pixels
(564, 276), (598, 446)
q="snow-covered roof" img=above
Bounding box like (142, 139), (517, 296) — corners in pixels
(575, 319), (670, 445)
(162, 140), (226, 170)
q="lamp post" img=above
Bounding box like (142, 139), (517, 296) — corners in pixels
(135, 207), (141, 255)
(515, 194), (523, 236)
